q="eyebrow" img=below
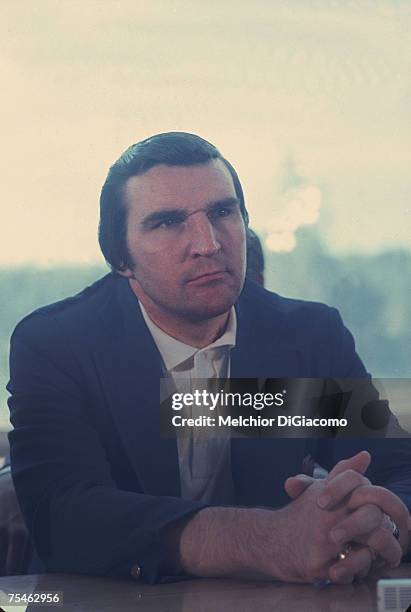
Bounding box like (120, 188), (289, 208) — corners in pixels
(140, 197), (240, 228)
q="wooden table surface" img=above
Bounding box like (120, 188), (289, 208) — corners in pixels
(0, 566), (410, 612)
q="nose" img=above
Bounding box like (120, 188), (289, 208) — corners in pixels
(186, 211), (221, 257)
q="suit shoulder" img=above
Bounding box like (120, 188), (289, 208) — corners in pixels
(239, 282), (368, 377)
(243, 280), (338, 321)
(240, 280), (344, 349)
(11, 273), (118, 342)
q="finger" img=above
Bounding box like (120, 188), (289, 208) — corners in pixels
(357, 549), (377, 579)
(326, 451), (371, 482)
(348, 485), (408, 525)
(360, 521), (403, 568)
(348, 485), (409, 549)
(318, 470), (370, 509)
(328, 547), (373, 584)
(284, 474), (314, 499)
(329, 504), (383, 546)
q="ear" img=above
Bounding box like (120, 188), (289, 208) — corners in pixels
(117, 267), (134, 279)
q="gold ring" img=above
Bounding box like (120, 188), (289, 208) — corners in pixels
(338, 545), (353, 561)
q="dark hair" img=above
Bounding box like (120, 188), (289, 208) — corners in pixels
(98, 132), (249, 272)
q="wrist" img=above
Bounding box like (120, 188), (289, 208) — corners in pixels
(177, 506), (247, 577)
(227, 505), (297, 581)
(176, 506), (285, 579)
(220, 506), (295, 579)
(172, 505), (299, 581)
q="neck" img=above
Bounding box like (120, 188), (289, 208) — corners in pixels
(130, 283), (230, 348)
(147, 311), (230, 348)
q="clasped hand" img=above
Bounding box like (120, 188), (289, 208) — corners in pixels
(282, 451), (410, 584)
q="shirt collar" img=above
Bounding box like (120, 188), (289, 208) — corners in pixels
(139, 302), (237, 372)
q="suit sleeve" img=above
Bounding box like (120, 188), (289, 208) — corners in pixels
(313, 308), (411, 531)
(7, 314), (206, 583)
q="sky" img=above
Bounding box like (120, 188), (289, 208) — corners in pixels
(2, 0), (410, 265)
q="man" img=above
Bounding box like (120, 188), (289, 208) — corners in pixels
(7, 132), (411, 585)
(0, 227), (264, 576)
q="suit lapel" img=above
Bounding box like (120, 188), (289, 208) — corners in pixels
(231, 285), (304, 378)
(93, 277), (181, 497)
(231, 286), (309, 507)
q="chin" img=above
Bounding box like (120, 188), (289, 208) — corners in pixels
(183, 289), (240, 321)
(193, 304), (232, 320)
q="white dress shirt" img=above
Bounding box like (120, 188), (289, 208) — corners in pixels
(140, 303), (237, 503)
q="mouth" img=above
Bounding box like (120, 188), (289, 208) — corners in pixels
(186, 270), (228, 284)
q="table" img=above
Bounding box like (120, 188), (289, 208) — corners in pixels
(0, 566), (410, 612)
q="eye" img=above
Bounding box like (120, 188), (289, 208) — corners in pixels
(153, 215), (185, 229)
(209, 206), (234, 220)
(157, 218), (180, 228)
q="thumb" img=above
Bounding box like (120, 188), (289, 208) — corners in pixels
(284, 474), (314, 499)
(326, 450), (371, 482)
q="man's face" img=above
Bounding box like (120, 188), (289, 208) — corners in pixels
(121, 159), (247, 323)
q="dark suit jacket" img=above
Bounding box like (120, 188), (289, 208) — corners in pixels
(7, 274), (411, 582)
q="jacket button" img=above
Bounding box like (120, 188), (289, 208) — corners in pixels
(130, 564), (142, 580)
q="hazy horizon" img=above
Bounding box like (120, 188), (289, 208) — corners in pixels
(2, 1), (410, 266)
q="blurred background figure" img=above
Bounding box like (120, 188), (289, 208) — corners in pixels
(246, 229), (265, 287)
